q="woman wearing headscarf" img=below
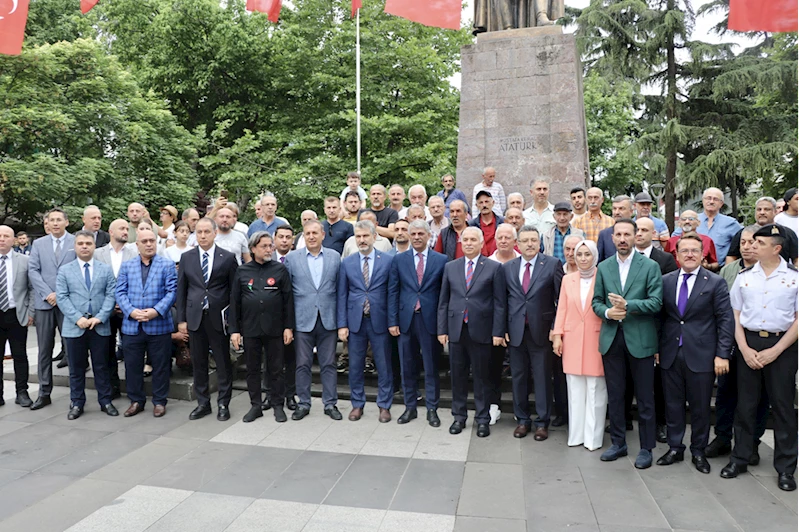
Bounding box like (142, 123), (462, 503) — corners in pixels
(551, 239), (607, 451)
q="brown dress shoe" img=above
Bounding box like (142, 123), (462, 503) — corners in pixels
(534, 426), (549, 441)
(153, 404), (166, 418)
(513, 425), (531, 438)
(124, 402), (144, 417)
(348, 407), (363, 421)
(379, 408), (391, 423)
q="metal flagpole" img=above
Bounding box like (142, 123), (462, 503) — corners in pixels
(356, 6), (361, 175)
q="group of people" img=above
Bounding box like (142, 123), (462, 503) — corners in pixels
(1, 168), (797, 493)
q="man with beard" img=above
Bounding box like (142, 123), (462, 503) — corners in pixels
(214, 207), (251, 265)
(665, 210), (718, 270)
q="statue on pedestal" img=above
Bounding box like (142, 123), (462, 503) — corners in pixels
(473, 0), (565, 34)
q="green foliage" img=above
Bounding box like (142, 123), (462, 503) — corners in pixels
(0, 39), (199, 227)
(24, 0), (100, 47)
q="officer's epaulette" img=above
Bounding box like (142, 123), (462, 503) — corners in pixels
(738, 265), (754, 274)
(788, 262), (797, 271)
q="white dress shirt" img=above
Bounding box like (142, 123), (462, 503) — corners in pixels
(637, 246), (653, 258)
(616, 253), (634, 291)
(413, 247), (428, 275)
(464, 256), (478, 279)
(199, 244), (216, 279)
(519, 256), (536, 286)
(108, 246), (126, 277)
(675, 267), (698, 302)
(77, 258), (94, 282)
(52, 234), (65, 254)
(0, 254), (15, 309)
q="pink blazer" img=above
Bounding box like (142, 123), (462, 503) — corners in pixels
(552, 272), (604, 377)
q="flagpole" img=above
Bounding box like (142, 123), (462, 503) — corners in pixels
(356, 7), (362, 175)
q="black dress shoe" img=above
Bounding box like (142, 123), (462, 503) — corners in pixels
(626, 421), (634, 431)
(53, 351), (65, 362)
(449, 420), (466, 435)
(656, 449), (684, 466)
(273, 406), (287, 423)
(101, 403), (119, 416)
(749, 446), (760, 466)
(292, 406), (310, 420)
(261, 398), (272, 411)
(551, 416), (567, 427)
(286, 396), (297, 411)
(476, 423), (490, 438)
(778, 473), (796, 491)
(243, 406), (263, 423)
(427, 409), (441, 427)
(692, 454), (711, 474)
(0, 397), (4, 406)
(217, 405), (230, 421)
(324, 406), (343, 420)
(30, 396), (51, 410)
(189, 405), (212, 420)
(656, 424), (668, 444)
(397, 409), (417, 424)
(720, 462), (747, 479)
(67, 406), (83, 420)
(57, 358), (68, 369)
(15, 391), (32, 408)
(705, 437), (731, 458)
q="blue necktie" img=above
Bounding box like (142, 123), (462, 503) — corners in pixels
(201, 252), (209, 309)
(677, 273), (690, 346)
(84, 263), (93, 315)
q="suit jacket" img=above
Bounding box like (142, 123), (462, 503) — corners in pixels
(94, 244), (139, 278)
(28, 233), (77, 310)
(56, 260), (116, 338)
(647, 247), (678, 275)
(659, 267), (734, 372)
(7, 252), (34, 326)
(337, 250), (395, 334)
(388, 249), (447, 336)
(177, 246), (238, 332)
(552, 272), (604, 377)
(115, 255), (177, 336)
(592, 251), (663, 358)
(597, 226), (615, 263)
(95, 230), (110, 248)
(437, 256), (506, 345)
(283, 247), (340, 332)
(502, 254), (564, 347)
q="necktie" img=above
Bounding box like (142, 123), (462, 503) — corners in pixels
(639, 251), (645, 255)
(54, 238), (62, 263)
(280, 256), (285, 264)
(464, 260), (473, 323)
(84, 263), (93, 315)
(677, 272), (690, 346)
(522, 262), (531, 293)
(414, 253), (424, 311)
(0, 256), (8, 312)
(362, 256), (370, 315)
(202, 252), (209, 309)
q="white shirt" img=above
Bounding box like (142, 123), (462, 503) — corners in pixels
(519, 256), (536, 287)
(775, 212), (798, 236)
(464, 257), (478, 279)
(275, 250), (290, 264)
(0, 254), (15, 309)
(523, 202), (556, 235)
(616, 253), (634, 291)
(295, 234), (307, 250)
(199, 245), (216, 279)
(637, 246), (653, 259)
(580, 277), (593, 309)
(52, 234), (65, 254)
(77, 258), (94, 282)
(215, 230), (248, 265)
(164, 244), (191, 265)
(108, 246), (127, 277)
(730, 258), (798, 332)
(488, 249), (520, 263)
(413, 247), (429, 275)
(675, 268), (699, 303)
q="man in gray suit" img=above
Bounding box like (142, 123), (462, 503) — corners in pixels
(94, 219), (139, 398)
(28, 208), (76, 409)
(0, 226), (34, 407)
(283, 220), (342, 421)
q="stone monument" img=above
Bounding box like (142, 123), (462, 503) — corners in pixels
(456, 25), (590, 205)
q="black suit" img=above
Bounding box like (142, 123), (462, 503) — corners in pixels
(659, 267), (734, 455)
(437, 256), (506, 424)
(646, 247), (678, 275)
(502, 254), (564, 428)
(95, 230), (110, 248)
(177, 246), (238, 407)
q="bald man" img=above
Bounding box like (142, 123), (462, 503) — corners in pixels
(672, 188), (741, 261)
(573, 187), (614, 243)
(664, 210), (718, 269)
(82, 206), (110, 248)
(127, 203), (146, 243)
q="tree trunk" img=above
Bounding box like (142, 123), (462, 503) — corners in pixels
(730, 175), (738, 219)
(664, 0), (677, 234)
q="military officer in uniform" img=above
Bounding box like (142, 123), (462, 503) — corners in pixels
(721, 224), (798, 492)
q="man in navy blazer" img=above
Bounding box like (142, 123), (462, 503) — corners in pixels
(388, 220), (447, 427)
(56, 231), (118, 420)
(502, 225), (564, 441)
(656, 233), (734, 473)
(437, 227), (506, 438)
(115, 227), (177, 418)
(338, 220), (395, 422)
(597, 195), (634, 263)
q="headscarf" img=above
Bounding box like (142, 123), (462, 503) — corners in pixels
(574, 239), (598, 279)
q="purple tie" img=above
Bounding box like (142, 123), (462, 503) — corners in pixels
(677, 273), (690, 346)
(464, 260), (473, 323)
(522, 262), (531, 293)
(280, 256), (285, 264)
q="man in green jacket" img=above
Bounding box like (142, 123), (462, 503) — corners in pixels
(593, 218), (663, 469)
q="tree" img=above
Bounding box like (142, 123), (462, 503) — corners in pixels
(0, 39), (199, 227)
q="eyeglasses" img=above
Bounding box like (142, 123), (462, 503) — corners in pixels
(680, 217), (698, 222)
(678, 249), (702, 256)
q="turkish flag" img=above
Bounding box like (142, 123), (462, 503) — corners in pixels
(729, 0), (797, 32)
(351, 0), (361, 19)
(0, 0), (29, 56)
(384, 0), (460, 30)
(81, 0), (99, 14)
(247, 0), (282, 23)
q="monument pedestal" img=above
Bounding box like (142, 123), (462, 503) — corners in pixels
(456, 27), (590, 203)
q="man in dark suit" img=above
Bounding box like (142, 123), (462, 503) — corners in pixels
(437, 227), (506, 438)
(82, 206), (110, 248)
(388, 220), (447, 427)
(597, 195), (634, 263)
(593, 219), (663, 469)
(177, 218), (238, 422)
(28, 208), (76, 409)
(656, 233), (734, 473)
(338, 220), (395, 422)
(266, 224), (297, 410)
(501, 225), (564, 440)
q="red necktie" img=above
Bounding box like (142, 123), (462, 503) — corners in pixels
(522, 262), (531, 292)
(464, 260), (473, 323)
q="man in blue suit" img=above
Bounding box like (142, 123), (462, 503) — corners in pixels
(388, 220), (447, 427)
(56, 231), (118, 420)
(597, 195), (633, 263)
(338, 220), (395, 422)
(116, 227), (177, 418)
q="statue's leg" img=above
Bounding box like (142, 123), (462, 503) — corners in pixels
(533, 0), (554, 25)
(474, 0), (488, 34)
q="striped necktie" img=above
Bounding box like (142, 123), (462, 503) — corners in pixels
(0, 256), (8, 312)
(464, 260), (473, 323)
(362, 256), (370, 315)
(202, 252), (209, 309)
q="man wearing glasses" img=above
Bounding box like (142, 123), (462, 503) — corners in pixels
(665, 210), (719, 271)
(672, 188), (740, 264)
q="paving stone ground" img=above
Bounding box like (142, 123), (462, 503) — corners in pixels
(0, 338), (795, 532)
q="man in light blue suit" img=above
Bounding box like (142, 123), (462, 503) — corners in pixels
(56, 231), (118, 420)
(28, 208), (76, 409)
(283, 220), (343, 421)
(338, 220), (395, 422)
(388, 220), (447, 427)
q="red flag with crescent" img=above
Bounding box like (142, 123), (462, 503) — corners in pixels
(384, 0), (460, 30)
(0, 0), (29, 56)
(729, 0), (797, 32)
(247, 0), (282, 23)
